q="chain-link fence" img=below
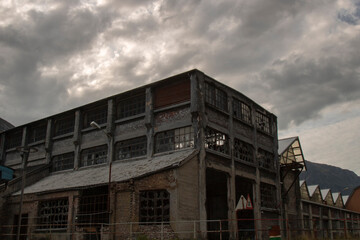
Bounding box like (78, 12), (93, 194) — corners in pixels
(1, 217), (360, 240)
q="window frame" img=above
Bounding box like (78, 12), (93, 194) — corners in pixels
(234, 139), (254, 163)
(256, 111), (271, 134)
(154, 126), (194, 153)
(5, 129), (23, 150)
(260, 183), (277, 209)
(115, 136), (147, 160)
(204, 82), (228, 112)
(83, 105), (108, 129)
(52, 152), (74, 172)
(80, 145), (108, 167)
(257, 148), (275, 170)
(204, 128), (229, 155)
(117, 94), (145, 120)
(27, 123), (47, 144)
(37, 198), (69, 229)
(53, 114), (75, 137)
(139, 190), (170, 224)
(233, 98), (252, 124)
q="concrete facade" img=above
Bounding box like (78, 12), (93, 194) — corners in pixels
(0, 69), (280, 240)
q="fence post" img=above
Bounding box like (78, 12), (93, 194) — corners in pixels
(193, 221), (196, 239)
(161, 222), (164, 240)
(130, 222), (133, 239)
(219, 220), (222, 240)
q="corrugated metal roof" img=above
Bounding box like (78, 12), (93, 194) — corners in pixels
(278, 137), (297, 155)
(14, 149), (197, 195)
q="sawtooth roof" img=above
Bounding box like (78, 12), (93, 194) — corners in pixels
(15, 149), (197, 195)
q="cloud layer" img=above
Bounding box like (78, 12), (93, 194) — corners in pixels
(0, 0), (359, 172)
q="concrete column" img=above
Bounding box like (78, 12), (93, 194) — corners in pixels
(107, 99), (115, 163)
(227, 93), (237, 240)
(73, 110), (81, 169)
(45, 119), (53, 164)
(145, 87), (154, 158)
(195, 71), (208, 239)
(21, 126), (27, 147)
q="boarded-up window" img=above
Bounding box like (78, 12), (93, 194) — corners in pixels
(154, 79), (190, 109)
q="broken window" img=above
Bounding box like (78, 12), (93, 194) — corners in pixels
(54, 114), (74, 137)
(205, 128), (229, 154)
(233, 99), (251, 124)
(116, 136), (147, 160)
(52, 152), (74, 172)
(5, 129), (22, 150)
(257, 149), (275, 170)
(140, 190), (170, 224)
(155, 126), (194, 153)
(38, 198), (69, 229)
(83, 105), (107, 128)
(77, 186), (109, 225)
(256, 111), (270, 134)
(80, 145), (107, 167)
(234, 139), (254, 163)
(117, 94), (145, 119)
(28, 122), (47, 143)
(260, 183), (277, 209)
(205, 82), (228, 112)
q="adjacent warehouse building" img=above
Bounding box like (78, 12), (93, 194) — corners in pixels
(0, 69), (280, 240)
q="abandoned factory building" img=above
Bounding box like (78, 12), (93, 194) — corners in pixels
(1, 69), (343, 240)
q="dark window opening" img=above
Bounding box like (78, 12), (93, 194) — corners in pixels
(80, 145), (107, 167)
(5, 130), (22, 149)
(205, 128), (229, 154)
(117, 94), (145, 119)
(77, 186), (109, 225)
(155, 126), (194, 153)
(234, 139), (253, 163)
(260, 183), (277, 209)
(258, 149), (274, 170)
(233, 99), (251, 124)
(140, 190), (170, 224)
(52, 152), (74, 172)
(28, 123), (47, 143)
(38, 198), (69, 229)
(205, 82), (228, 112)
(256, 111), (270, 134)
(54, 115), (74, 136)
(116, 136), (147, 160)
(83, 105), (108, 128)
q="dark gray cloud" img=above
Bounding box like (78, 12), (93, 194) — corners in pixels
(0, 0), (359, 132)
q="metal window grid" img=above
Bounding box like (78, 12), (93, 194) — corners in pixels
(155, 126), (194, 153)
(84, 106), (108, 127)
(38, 198), (69, 229)
(28, 124), (46, 143)
(256, 112), (270, 134)
(233, 99), (251, 124)
(81, 145), (108, 167)
(205, 83), (228, 112)
(117, 95), (145, 119)
(77, 194), (109, 225)
(205, 128), (229, 154)
(260, 183), (276, 208)
(140, 190), (170, 224)
(234, 139), (253, 163)
(116, 136), (147, 160)
(52, 152), (74, 172)
(258, 149), (274, 169)
(54, 116), (74, 136)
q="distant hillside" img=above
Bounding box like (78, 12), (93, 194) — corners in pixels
(300, 160), (360, 196)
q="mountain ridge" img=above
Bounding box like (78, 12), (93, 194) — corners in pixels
(299, 160), (360, 196)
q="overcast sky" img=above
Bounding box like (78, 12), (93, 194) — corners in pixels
(0, 0), (359, 175)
